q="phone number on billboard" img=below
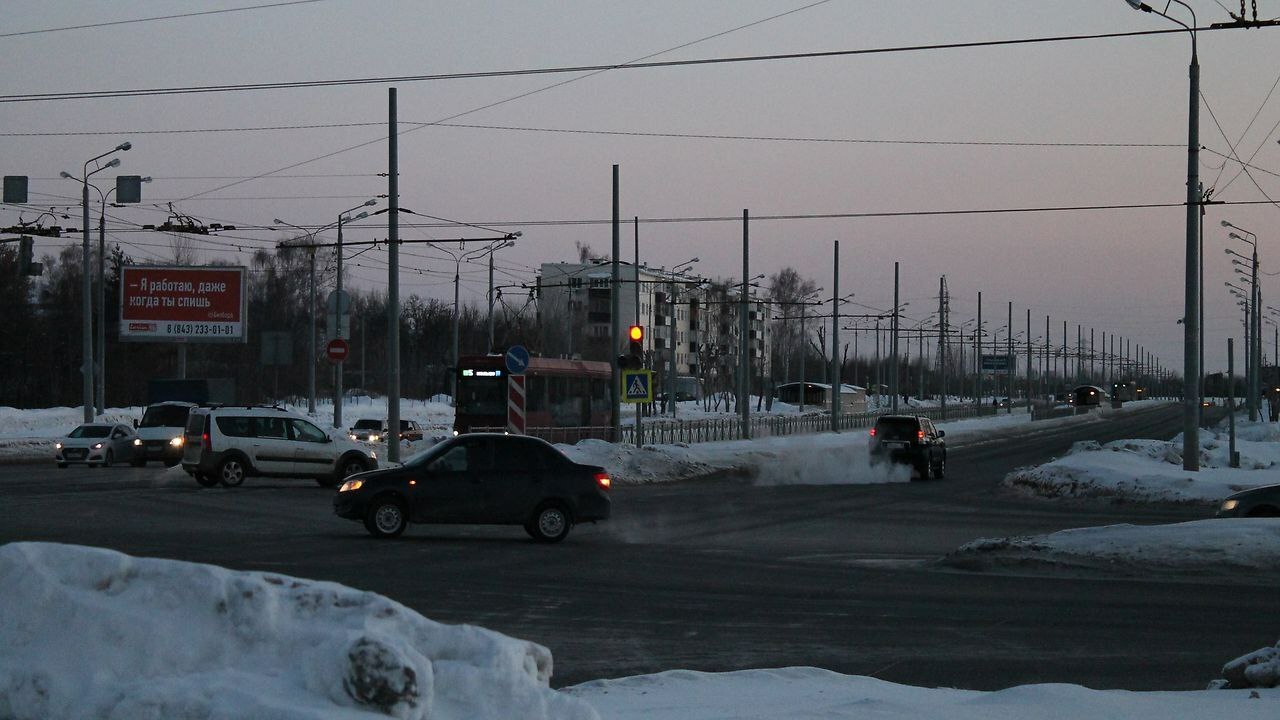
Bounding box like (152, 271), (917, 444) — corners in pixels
(164, 323), (238, 336)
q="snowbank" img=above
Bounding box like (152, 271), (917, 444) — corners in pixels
(568, 667), (1278, 719)
(1003, 419), (1280, 504)
(938, 518), (1280, 580)
(1221, 641), (1280, 689)
(0, 543), (597, 720)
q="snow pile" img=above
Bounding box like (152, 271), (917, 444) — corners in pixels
(568, 667), (1279, 719)
(0, 543), (597, 720)
(939, 519), (1280, 579)
(1221, 641), (1280, 689)
(558, 433), (910, 486)
(1003, 419), (1280, 504)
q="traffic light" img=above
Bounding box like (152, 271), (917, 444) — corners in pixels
(618, 325), (645, 370)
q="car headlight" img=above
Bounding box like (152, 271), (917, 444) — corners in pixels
(1221, 499), (1239, 512)
(369, 434), (380, 443)
(369, 450), (377, 460)
(169, 436), (184, 447)
(92, 442), (104, 450)
(338, 479), (364, 493)
(55, 442), (63, 450)
(133, 438), (143, 446)
(349, 434), (358, 441)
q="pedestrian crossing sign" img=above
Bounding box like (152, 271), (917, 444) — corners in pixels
(621, 369), (653, 403)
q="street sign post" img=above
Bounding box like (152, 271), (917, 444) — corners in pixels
(325, 338), (350, 363)
(622, 369), (653, 404)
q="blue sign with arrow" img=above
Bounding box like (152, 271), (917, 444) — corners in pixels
(505, 344), (531, 375)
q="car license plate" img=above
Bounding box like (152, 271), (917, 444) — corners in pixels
(883, 441), (907, 448)
(66, 449), (86, 459)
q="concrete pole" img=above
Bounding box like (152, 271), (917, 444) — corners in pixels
(308, 250), (317, 414)
(799, 308), (807, 413)
(739, 210), (750, 439)
(1182, 42), (1202, 470)
(96, 201), (107, 416)
(610, 166), (621, 441)
(1007, 300), (1012, 414)
(890, 262), (899, 413)
(976, 291), (982, 409)
(386, 87), (401, 464)
(831, 240), (840, 432)
(452, 260), (461, 401)
(487, 251), (495, 352)
(633, 217), (642, 445)
(334, 216), (345, 429)
(81, 180), (93, 423)
(939, 277), (947, 420)
(1229, 338), (1238, 466)
(1026, 307), (1032, 411)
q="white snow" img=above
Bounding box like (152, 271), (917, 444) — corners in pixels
(939, 518), (1280, 580)
(1004, 416), (1280, 504)
(568, 666), (1279, 719)
(0, 542), (598, 720)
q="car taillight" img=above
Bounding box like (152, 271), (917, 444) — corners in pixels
(917, 430), (925, 440)
(869, 428), (876, 437)
(201, 432), (211, 451)
(594, 472), (611, 490)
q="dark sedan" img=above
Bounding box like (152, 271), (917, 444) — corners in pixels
(1216, 484), (1280, 518)
(334, 433), (611, 542)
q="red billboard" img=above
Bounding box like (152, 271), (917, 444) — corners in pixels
(119, 266), (247, 343)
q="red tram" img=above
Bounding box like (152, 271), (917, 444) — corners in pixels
(453, 355), (613, 441)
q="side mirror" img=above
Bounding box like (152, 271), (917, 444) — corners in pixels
(133, 419), (139, 428)
(324, 435), (334, 443)
(937, 430), (945, 438)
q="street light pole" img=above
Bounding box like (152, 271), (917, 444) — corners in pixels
(64, 142), (130, 423)
(274, 218), (320, 415)
(335, 200), (375, 430)
(1123, 0), (1200, 469)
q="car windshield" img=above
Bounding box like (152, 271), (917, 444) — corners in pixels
(69, 425), (111, 439)
(875, 417), (920, 440)
(140, 405), (191, 428)
(352, 419), (382, 430)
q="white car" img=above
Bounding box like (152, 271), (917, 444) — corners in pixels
(181, 406), (377, 488)
(131, 401), (196, 467)
(56, 423), (138, 468)
(348, 418), (385, 443)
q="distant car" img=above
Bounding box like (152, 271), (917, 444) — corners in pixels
(1216, 485), (1280, 518)
(348, 418), (384, 443)
(182, 406), (377, 488)
(131, 401), (196, 466)
(389, 419), (424, 442)
(56, 423), (138, 468)
(334, 433), (612, 542)
(868, 414), (946, 480)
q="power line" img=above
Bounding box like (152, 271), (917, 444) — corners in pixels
(0, 26), (1249, 104)
(0, 0), (328, 39)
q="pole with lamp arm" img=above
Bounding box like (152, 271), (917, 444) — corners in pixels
(91, 175), (150, 415)
(273, 219), (320, 415)
(61, 141), (130, 423)
(334, 199), (377, 429)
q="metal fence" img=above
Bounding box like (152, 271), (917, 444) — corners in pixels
(479, 404), (1021, 446)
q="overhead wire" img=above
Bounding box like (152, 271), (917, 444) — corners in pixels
(0, 0), (329, 39)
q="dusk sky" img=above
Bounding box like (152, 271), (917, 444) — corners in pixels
(3, 0), (1279, 375)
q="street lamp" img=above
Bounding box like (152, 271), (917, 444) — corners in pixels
(1122, 0), (1201, 470)
(90, 175), (150, 415)
(485, 235), (519, 353)
(1225, 220), (1261, 419)
(274, 219), (320, 415)
(663, 258), (698, 417)
(61, 140), (131, 423)
(334, 199), (377, 429)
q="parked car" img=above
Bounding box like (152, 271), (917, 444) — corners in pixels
(182, 406), (377, 488)
(348, 418), (384, 443)
(1216, 485), (1280, 518)
(131, 401), (196, 466)
(388, 419), (424, 442)
(868, 414), (946, 480)
(333, 433), (612, 542)
(56, 423), (138, 468)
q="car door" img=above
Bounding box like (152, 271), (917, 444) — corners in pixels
(483, 438), (543, 523)
(249, 416), (295, 475)
(111, 425), (136, 462)
(922, 419), (941, 465)
(412, 438), (490, 523)
(289, 418), (335, 477)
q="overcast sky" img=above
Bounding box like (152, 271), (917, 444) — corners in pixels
(3, 1), (1279, 375)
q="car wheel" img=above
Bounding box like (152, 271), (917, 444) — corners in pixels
(915, 460), (931, 481)
(364, 497), (407, 538)
(340, 455), (369, 479)
(932, 457), (946, 480)
(194, 472), (219, 488)
(56, 462), (68, 469)
(218, 457), (247, 487)
(526, 502), (573, 543)
(104, 450), (114, 467)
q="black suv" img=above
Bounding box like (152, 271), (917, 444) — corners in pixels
(868, 415), (946, 480)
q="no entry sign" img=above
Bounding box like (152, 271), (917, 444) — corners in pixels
(325, 338), (350, 363)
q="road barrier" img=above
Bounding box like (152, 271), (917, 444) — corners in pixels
(477, 404), (1020, 447)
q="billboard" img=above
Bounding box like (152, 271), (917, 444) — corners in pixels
(981, 354), (1011, 373)
(120, 265), (247, 343)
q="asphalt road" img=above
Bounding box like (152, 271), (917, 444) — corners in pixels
(1, 403), (1269, 691)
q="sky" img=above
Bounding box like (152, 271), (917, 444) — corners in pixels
(2, 0), (1279, 376)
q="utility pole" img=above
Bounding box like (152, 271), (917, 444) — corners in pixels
(386, 88), (401, 465)
(976, 291), (983, 409)
(739, 210), (750, 439)
(890, 262), (899, 413)
(610, 165), (621, 442)
(1006, 300), (1012, 414)
(938, 276), (948, 420)
(831, 240), (840, 432)
(634, 216), (642, 446)
(1026, 307), (1032, 413)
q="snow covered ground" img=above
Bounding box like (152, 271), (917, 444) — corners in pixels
(939, 518), (1280, 581)
(1003, 416), (1280, 504)
(3, 542), (1276, 720)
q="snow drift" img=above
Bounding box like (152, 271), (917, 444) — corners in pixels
(0, 542), (597, 720)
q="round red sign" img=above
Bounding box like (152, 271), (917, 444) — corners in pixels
(325, 338), (349, 362)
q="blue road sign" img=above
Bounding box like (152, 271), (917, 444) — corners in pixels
(622, 370), (653, 403)
(505, 344), (531, 375)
